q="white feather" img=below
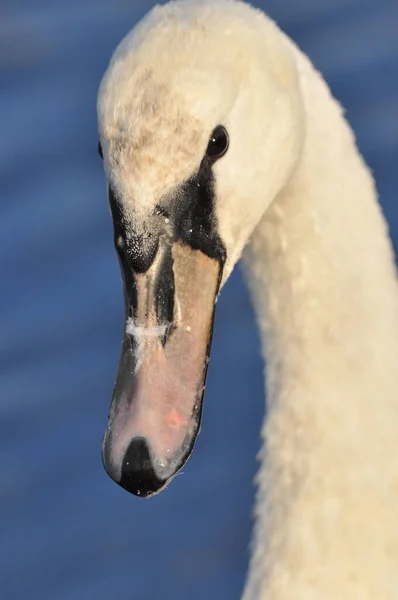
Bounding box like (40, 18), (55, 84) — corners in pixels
(98, 2), (398, 598)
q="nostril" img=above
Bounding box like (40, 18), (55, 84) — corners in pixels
(120, 437), (166, 497)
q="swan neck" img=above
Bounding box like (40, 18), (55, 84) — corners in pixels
(241, 48), (398, 600)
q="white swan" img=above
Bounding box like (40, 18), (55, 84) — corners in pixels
(97, 1), (398, 598)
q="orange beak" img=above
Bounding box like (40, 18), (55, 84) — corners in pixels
(102, 237), (223, 496)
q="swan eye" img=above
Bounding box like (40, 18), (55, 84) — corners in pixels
(98, 142), (103, 159)
(206, 126), (229, 160)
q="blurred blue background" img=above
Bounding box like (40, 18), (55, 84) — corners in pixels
(1, 1), (397, 598)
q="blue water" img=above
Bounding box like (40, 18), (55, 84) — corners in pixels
(1, 1), (397, 598)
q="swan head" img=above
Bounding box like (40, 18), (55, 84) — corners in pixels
(98, 0), (304, 497)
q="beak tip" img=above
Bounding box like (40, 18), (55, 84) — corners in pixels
(115, 436), (168, 498)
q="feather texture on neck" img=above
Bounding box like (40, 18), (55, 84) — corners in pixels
(242, 37), (398, 600)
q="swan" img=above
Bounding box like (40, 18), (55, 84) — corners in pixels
(97, 1), (398, 598)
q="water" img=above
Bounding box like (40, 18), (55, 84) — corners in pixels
(1, 1), (397, 598)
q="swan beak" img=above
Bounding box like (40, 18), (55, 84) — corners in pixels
(102, 232), (223, 497)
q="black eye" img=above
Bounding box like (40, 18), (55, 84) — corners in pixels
(98, 141), (103, 159)
(206, 125), (229, 160)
